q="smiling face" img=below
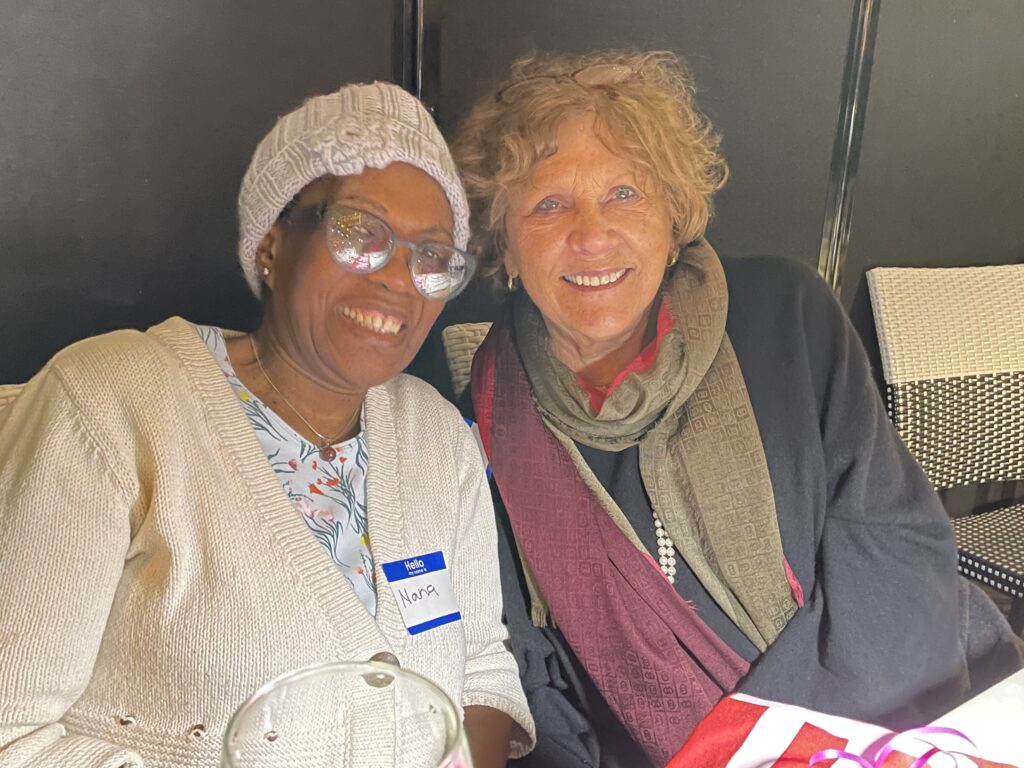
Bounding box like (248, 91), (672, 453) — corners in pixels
(257, 162), (453, 393)
(504, 112), (675, 375)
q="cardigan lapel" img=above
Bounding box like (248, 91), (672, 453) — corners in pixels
(152, 318), (393, 662)
(363, 384), (412, 660)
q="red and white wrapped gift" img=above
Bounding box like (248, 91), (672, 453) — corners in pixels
(664, 693), (1018, 768)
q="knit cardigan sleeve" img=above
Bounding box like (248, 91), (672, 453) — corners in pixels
(0, 363), (143, 767)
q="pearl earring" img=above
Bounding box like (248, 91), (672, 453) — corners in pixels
(262, 266), (271, 277)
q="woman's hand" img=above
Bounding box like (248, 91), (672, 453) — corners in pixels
(464, 705), (514, 768)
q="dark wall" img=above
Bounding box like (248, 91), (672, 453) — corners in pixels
(435, 0), (850, 268)
(3, 1), (1021, 392)
(0, 1), (394, 383)
(408, 0), (853, 395)
(412, 0), (1024, 397)
(844, 1), (1024, 362)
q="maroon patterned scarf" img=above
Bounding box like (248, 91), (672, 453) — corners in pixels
(472, 314), (750, 765)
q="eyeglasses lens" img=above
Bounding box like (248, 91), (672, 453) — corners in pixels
(328, 210), (392, 271)
(412, 247), (467, 300)
(326, 206), (472, 300)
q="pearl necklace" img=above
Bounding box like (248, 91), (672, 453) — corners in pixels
(249, 336), (359, 461)
(654, 512), (677, 583)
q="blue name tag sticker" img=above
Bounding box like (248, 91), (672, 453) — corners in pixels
(464, 418), (491, 480)
(381, 551), (461, 635)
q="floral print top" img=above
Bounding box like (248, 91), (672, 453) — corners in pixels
(196, 325), (377, 617)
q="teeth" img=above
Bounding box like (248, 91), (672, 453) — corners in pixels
(342, 307), (402, 335)
(563, 268), (627, 287)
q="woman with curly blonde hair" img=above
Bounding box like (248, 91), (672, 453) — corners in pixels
(452, 49), (1022, 767)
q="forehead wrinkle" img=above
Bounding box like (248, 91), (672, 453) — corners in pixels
(529, 145), (641, 196)
(539, 113), (642, 185)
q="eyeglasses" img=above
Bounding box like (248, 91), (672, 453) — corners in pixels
(496, 63), (640, 103)
(283, 204), (477, 301)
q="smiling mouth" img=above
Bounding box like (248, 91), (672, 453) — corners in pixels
(561, 268), (629, 287)
(341, 306), (404, 335)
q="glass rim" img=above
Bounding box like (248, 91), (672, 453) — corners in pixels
(221, 659), (466, 767)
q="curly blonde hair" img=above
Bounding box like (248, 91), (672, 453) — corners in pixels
(453, 49), (728, 289)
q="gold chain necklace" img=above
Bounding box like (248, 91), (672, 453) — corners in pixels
(249, 335), (358, 461)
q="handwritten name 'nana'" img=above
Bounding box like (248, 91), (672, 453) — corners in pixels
(398, 584), (439, 608)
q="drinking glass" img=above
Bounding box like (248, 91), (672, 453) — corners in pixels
(221, 660), (472, 768)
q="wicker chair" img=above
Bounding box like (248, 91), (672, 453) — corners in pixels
(441, 322), (492, 400)
(868, 265), (1024, 634)
(0, 383), (22, 413)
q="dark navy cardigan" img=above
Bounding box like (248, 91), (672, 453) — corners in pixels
(457, 255), (1023, 768)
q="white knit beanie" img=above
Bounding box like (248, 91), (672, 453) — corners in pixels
(237, 82), (469, 297)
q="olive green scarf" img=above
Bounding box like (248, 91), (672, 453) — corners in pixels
(513, 239), (799, 650)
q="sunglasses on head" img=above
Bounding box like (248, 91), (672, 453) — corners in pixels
(496, 63), (641, 103)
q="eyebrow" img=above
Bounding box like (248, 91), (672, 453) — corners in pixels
(337, 194), (388, 215)
(337, 194), (455, 242)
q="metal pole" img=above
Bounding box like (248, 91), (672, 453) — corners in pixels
(415, 0), (425, 98)
(393, 0), (421, 97)
(817, 0), (881, 296)
(419, 0), (442, 116)
(392, 0), (440, 115)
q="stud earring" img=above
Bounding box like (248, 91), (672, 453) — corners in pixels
(262, 266), (271, 277)
(668, 250), (680, 268)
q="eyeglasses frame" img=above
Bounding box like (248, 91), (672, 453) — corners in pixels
(280, 202), (477, 301)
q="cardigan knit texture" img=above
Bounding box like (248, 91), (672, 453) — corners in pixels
(0, 317), (534, 768)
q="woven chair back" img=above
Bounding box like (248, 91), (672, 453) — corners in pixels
(868, 265), (1024, 489)
(441, 322), (492, 400)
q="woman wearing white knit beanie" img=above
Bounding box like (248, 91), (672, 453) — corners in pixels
(0, 82), (534, 767)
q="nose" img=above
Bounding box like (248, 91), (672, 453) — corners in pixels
(368, 242), (416, 295)
(567, 203), (613, 257)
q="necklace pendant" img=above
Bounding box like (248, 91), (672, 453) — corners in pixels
(318, 445), (338, 462)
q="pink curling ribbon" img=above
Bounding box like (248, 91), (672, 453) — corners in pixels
(438, 743), (472, 768)
(809, 725), (981, 768)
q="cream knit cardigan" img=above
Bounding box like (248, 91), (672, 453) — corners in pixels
(0, 317), (534, 767)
